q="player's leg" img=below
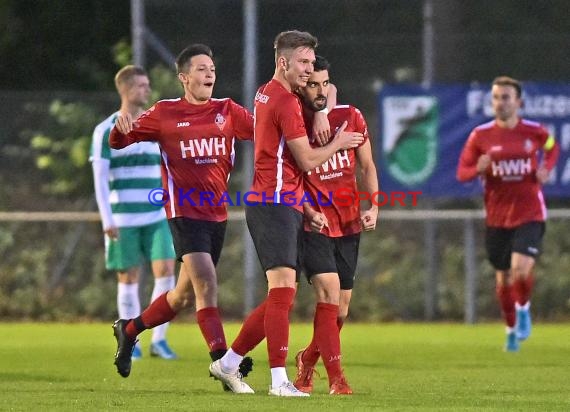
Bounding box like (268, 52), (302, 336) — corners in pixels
(159, 217), (251, 394)
(144, 220), (177, 358)
(256, 205), (306, 396)
(294, 231), (338, 393)
(212, 204), (306, 396)
(327, 234), (359, 395)
(183, 252), (229, 360)
(109, 226), (142, 326)
(116, 267), (143, 360)
(495, 270), (518, 352)
(511, 253), (535, 341)
(112, 220), (193, 377)
(108, 226), (144, 375)
(311, 273), (343, 384)
(511, 222), (544, 341)
(486, 226), (518, 351)
(148, 259), (177, 358)
(338, 289), (352, 329)
(121, 219), (195, 343)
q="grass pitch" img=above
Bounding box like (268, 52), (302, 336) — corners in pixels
(0, 322), (568, 411)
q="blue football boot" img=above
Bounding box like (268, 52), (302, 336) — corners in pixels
(150, 340), (177, 360)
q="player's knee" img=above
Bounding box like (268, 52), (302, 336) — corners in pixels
(510, 265), (530, 280)
(195, 277), (217, 298)
(316, 288), (340, 305)
(169, 289), (194, 310)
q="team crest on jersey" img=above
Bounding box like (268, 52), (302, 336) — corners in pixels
(215, 113), (226, 131)
(382, 96), (438, 185)
(524, 138), (534, 153)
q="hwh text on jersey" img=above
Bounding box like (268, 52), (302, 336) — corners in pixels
(180, 137), (226, 158)
(307, 150), (350, 176)
(491, 157), (531, 177)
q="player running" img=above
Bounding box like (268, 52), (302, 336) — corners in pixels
(457, 76), (559, 352)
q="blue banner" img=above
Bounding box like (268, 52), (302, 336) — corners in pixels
(378, 83), (570, 198)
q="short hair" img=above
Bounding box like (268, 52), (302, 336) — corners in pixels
(176, 44), (214, 73)
(274, 30), (318, 62)
(114, 65), (147, 92)
(314, 55), (330, 72)
(492, 76), (522, 98)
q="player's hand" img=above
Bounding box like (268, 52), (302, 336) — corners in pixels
(360, 208), (378, 231)
(114, 112), (135, 134)
(105, 227), (119, 240)
(308, 212), (329, 233)
(536, 166), (550, 184)
(334, 121), (364, 150)
(312, 111), (331, 146)
(476, 154), (491, 174)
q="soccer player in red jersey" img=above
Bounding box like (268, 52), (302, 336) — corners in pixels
(292, 55), (378, 395)
(91, 66), (179, 362)
(108, 44), (255, 391)
(457, 76), (559, 352)
(209, 31), (364, 396)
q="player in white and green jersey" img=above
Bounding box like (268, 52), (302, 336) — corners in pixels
(90, 65), (177, 361)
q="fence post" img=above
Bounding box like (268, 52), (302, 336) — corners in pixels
(424, 217), (438, 320)
(464, 217), (477, 324)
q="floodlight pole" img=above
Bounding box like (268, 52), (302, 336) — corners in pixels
(131, 0), (145, 67)
(422, 0), (439, 321)
(242, 0), (258, 315)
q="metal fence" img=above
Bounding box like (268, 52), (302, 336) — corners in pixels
(1, 210), (568, 322)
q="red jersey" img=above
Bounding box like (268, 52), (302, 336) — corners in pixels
(249, 79), (308, 211)
(109, 97), (253, 221)
(303, 105), (369, 237)
(457, 118), (559, 228)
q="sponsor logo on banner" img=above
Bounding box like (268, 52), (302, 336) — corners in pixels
(383, 96), (438, 185)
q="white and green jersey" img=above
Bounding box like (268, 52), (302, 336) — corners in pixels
(90, 112), (166, 229)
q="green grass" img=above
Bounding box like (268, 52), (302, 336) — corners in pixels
(0, 322), (569, 411)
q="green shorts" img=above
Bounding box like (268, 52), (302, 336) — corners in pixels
(105, 219), (175, 271)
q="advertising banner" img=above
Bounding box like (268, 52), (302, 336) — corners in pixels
(378, 83), (570, 198)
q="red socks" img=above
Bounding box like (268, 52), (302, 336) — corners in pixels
(314, 303), (342, 384)
(125, 292), (176, 339)
(512, 273), (534, 306)
(196, 307), (227, 352)
(495, 283), (515, 328)
(232, 300), (267, 355)
(302, 309), (346, 368)
(265, 287), (296, 368)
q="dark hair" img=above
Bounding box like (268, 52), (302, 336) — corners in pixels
(114, 65), (147, 91)
(273, 30), (318, 61)
(314, 55), (330, 72)
(176, 44), (214, 73)
(492, 76), (522, 98)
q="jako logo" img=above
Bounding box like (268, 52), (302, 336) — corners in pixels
(177, 121), (190, 127)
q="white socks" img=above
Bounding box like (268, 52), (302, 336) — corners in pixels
(117, 282), (140, 319)
(220, 348), (244, 372)
(515, 301), (530, 311)
(150, 275), (176, 343)
(270, 367), (289, 389)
